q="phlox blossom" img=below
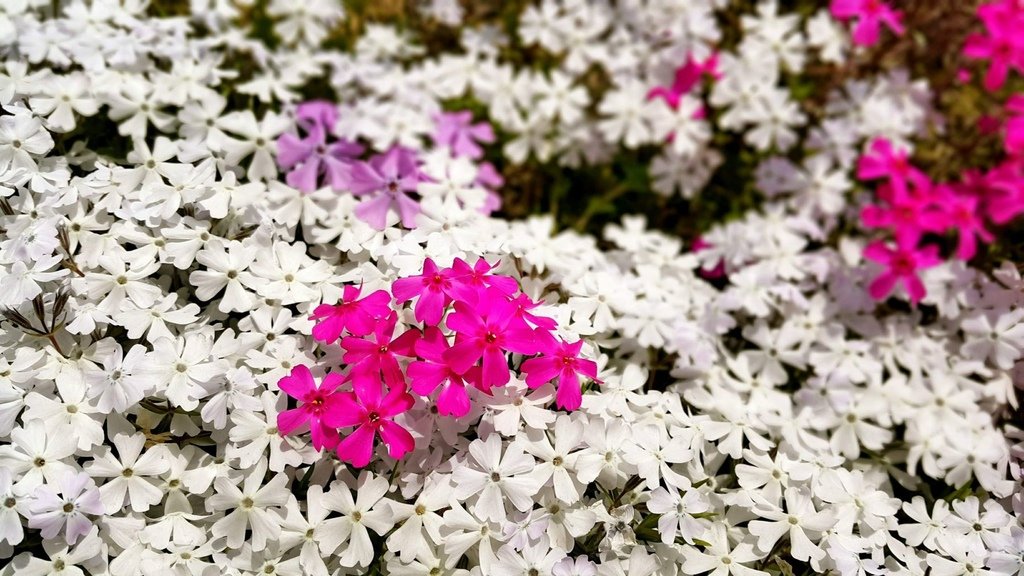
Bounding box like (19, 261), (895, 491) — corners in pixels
(276, 365), (346, 451)
(444, 287), (541, 390)
(408, 326), (473, 417)
(521, 339), (599, 411)
(963, 0), (1024, 91)
(310, 285), (392, 343)
(325, 380), (416, 468)
(342, 311), (420, 391)
(348, 146), (423, 230)
(433, 111), (495, 160)
(830, 0), (905, 47)
(864, 239), (942, 304)
(392, 258), (455, 325)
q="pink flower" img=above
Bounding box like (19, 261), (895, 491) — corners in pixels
(325, 381), (415, 468)
(310, 285), (392, 343)
(864, 239), (942, 304)
(276, 365), (346, 451)
(647, 53), (719, 109)
(521, 339), (599, 411)
(446, 258), (519, 303)
(830, 0), (904, 46)
(276, 125), (363, 193)
(963, 1), (1024, 91)
(937, 186), (995, 260)
(342, 311), (420, 392)
(294, 100), (339, 132)
(508, 293), (559, 332)
(432, 111), (495, 160)
(856, 138), (928, 199)
(348, 146), (423, 230)
(443, 288), (540, 390)
(407, 326), (472, 417)
(1005, 94), (1024, 156)
(978, 162), (1024, 224)
(277, 101), (363, 193)
(860, 181), (949, 246)
(392, 258), (455, 325)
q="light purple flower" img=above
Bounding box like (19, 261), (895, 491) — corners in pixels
(276, 100), (363, 193)
(348, 146), (423, 229)
(276, 124), (364, 193)
(295, 100), (339, 132)
(433, 111), (495, 160)
(28, 472), (105, 545)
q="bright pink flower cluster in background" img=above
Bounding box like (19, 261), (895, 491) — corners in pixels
(829, 0), (904, 47)
(857, 0), (1024, 306)
(277, 259), (599, 468)
(276, 103), (501, 230)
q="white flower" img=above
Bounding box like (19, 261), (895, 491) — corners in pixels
(27, 472), (105, 545)
(748, 487), (836, 567)
(84, 432), (169, 513)
(681, 524), (767, 576)
(453, 435), (542, 522)
(206, 460), (289, 552)
(319, 472), (395, 567)
(960, 309), (1024, 370)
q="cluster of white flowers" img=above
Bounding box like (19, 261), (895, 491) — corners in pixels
(1, 0), (1022, 575)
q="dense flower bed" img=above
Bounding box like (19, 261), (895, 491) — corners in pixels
(0, 0), (1022, 575)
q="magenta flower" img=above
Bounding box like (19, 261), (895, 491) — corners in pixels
(310, 285), (392, 343)
(392, 258), (455, 325)
(433, 111), (496, 160)
(864, 239), (942, 304)
(937, 186), (995, 260)
(342, 311), (420, 392)
(1005, 95), (1024, 156)
(860, 182), (949, 246)
(447, 258), (519, 303)
(647, 53), (719, 109)
(348, 146), (423, 230)
(508, 293), (559, 332)
(325, 381), (415, 468)
(276, 365), (346, 451)
(856, 138), (928, 199)
(963, 1), (1024, 91)
(521, 339), (599, 411)
(979, 162), (1024, 225)
(830, 0), (904, 46)
(443, 288), (540, 390)
(407, 326), (472, 417)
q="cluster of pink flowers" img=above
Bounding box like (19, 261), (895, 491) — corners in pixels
(858, 0), (1024, 305)
(276, 103), (501, 230)
(829, 0), (904, 47)
(276, 259), (599, 468)
(856, 136), (1024, 304)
